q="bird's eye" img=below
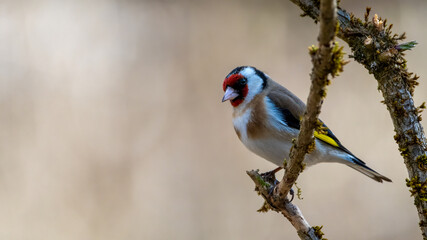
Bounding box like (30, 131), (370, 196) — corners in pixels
(239, 78), (247, 85)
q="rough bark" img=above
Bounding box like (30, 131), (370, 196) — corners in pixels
(288, 0), (427, 238)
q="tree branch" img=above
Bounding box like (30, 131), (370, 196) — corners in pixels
(289, 0), (427, 238)
(276, 0), (337, 198)
(247, 0), (338, 239)
(247, 170), (320, 240)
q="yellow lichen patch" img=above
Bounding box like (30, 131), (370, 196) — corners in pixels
(417, 155), (427, 171)
(257, 200), (271, 213)
(294, 182), (303, 200)
(308, 45), (319, 56)
(406, 176), (427, 201)
(307, 139), (316, 154)
(330, 42), (348, 78)
(313, 225), (328, 240)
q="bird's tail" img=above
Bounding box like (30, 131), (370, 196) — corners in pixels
(347, 158), (392, 183)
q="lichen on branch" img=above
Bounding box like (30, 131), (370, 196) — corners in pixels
(247, 0), (343, 239)
(288, 0), (427, 238)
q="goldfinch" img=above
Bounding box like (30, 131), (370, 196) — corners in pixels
(222, 66), (391, 183)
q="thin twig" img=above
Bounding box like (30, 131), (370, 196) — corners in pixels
(247, 0), (338, 239)
(276, 0), (337, 198)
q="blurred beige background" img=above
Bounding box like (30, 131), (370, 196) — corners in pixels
(1, 0), (426, 239)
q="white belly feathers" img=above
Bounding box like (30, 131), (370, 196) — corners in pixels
(232, 98), (295, 166)
(232, 108), (252, 142)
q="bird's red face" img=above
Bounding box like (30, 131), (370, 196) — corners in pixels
(222, 74), (248, 107)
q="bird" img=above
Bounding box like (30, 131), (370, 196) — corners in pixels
(222, 66), (391, 183)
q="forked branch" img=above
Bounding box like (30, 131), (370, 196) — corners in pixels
(289, 0), (427, 238)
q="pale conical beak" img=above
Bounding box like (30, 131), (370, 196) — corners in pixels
(222, 87), (239, 102)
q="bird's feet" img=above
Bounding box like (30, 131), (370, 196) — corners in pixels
(289, 188), (295, 202)
(260, 167), (282, 195)
(260, 167), (282, 185)
(259, 167), (295, 202)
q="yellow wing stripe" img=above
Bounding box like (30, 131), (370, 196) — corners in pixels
(314, 131), (339, 147)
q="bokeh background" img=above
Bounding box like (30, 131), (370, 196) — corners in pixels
(1, 0), (426, 239)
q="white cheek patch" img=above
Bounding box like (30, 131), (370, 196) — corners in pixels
(238, 67), (264, 107)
